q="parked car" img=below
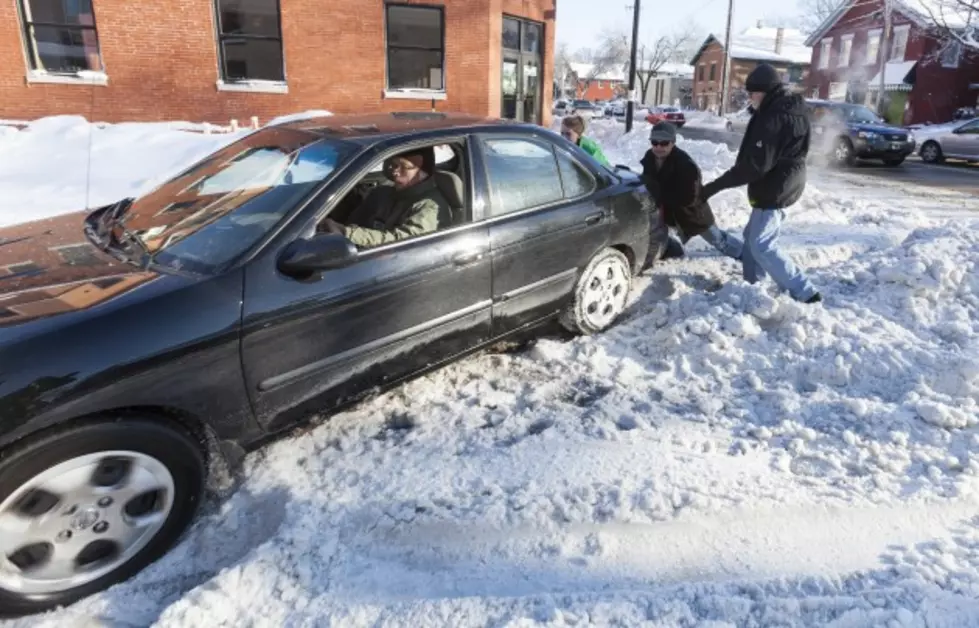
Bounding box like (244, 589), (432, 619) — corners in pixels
(725, 105), (753, 133)
(645, 107), (686, 128)
(553, 99), (570, 116)
(0, 112), (663, 617)
(913, 117), (979, 163)
(806, 99), (916, 167)
(953, 106), (977, 121)
(570, 99), (601, 120)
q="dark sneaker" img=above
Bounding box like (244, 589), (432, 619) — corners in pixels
(805, 293), (823, 304)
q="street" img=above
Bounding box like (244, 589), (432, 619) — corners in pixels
(679, 125), (979, 196)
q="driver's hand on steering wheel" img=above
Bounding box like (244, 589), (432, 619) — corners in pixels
(321, 218), (346, 236)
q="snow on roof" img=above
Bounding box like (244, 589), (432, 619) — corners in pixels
(898, 0), (975, 29)
(655, 62), (695, 77)
(867, 60), (918, 87)
(730, 26), (812, 65)
(569, 62), (626, 82)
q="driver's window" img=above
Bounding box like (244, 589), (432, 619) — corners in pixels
(958, 121), (979, 134)
(316, 141), (470, 251)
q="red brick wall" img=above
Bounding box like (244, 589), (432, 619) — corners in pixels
(576, 80), (623, 101)
(692, 40), (807, 111)
(0, 0), (554, 126)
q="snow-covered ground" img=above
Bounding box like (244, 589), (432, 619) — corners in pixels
(3, 116), (979, 627)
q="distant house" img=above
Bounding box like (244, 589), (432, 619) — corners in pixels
(569, 63), (627, 101)
(804, 0), (979, 125)
(637, 62), (695, 108)
(690, 23), (811, 112)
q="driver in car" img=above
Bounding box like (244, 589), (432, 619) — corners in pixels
(320, 147), (450, 248)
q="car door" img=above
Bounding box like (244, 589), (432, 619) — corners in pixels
(945, 120), (979, 159)
(475, 133), (611, 336)
(240, 146), (492, 432)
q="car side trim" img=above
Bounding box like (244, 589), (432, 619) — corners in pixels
(257, 299), (493, 392)
(494, 268), (578, 302)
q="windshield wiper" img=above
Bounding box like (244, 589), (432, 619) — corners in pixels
(87, 197), (152, 268)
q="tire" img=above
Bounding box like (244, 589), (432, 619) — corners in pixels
(560, 248), (632, 335)
(920, 141), (944, 164)
(833, 137), (856, 167)
(882, 157), (905, 166)
(0, 419), (206, 618)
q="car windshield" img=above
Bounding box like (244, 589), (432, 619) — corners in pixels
(111, 127), (356, 274)
(839, 104), (882, 123)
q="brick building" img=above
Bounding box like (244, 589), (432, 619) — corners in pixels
(568, 63), (625, 101)
(804, 0), (979, 125)
(690, 24), (811, 113)
(0, 0), (556, 126)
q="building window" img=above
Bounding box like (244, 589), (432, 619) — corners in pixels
(597, 80), (603, 89)
(18, 0), (103, 74)
(709, 63), (716, 81)
(890, 25), (910, 61)
(818, 38), (832, 69)
(698, 64), (705, 81)
(940, 39), (962, 68)
(215, 0), (284, 82)
(866, 29), (882, 64)
(386, 4), (444, 91)
(838, 35), (854, 67)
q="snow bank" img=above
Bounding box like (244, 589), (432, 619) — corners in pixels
(266, 109), (334, 126)
(4, 115), (979, 627)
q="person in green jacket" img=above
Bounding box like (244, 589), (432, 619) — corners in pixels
(320, 148), (451, 249)
(560, 114), (610, 167)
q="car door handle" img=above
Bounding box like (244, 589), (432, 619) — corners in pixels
(584, 211), (605, 225)
(453, 252), (484, 267)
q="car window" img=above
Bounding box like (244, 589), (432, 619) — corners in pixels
(556, 150), (595, 199)
(119, 128), (356, 275)
(957, 120), (979, 134)
(482, 138), (563, 217)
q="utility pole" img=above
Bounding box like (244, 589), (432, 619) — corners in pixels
(625, 0), (641, 132)
(876, 0), (892, 112)
(718, 0), (735, 116)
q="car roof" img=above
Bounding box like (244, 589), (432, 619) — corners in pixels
(275, 112), (518, 143)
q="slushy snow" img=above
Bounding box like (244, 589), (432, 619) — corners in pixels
(2, 115), (979, 627)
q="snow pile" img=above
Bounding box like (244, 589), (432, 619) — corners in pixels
(265, 109), (334, 126)
(4, 115), (979, 627)
(0, 116), (246, 228)
(684, 111), (732, 130)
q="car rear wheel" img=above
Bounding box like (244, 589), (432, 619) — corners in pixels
(560, 248), (632, 335)
(920, 141), (943, 164)
(834, 137), (856, 167)
(0, 419), (206, 618)
(882, 157), (905, 166)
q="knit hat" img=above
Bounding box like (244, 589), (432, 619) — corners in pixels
(648, 121), (677, 143)
(744, 63), (782, 93)
(562, 114), (586, 135)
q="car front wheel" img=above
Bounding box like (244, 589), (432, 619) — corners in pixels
(561, 248), (632, 335)
(920, 141), (943, 164)
(0, 419), (206, 618)
(834, 138), (856, 167)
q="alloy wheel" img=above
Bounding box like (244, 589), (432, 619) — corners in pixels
(580, 256), (630, 331)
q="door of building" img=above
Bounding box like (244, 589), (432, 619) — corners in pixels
(501, 16), (543, 124)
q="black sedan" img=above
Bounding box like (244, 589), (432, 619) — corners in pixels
(0, 112), (664, 616)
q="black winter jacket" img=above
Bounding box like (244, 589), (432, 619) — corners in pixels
(640, 146), (715, 240)
(705, 88), (810, 209)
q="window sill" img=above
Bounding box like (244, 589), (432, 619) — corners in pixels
(216, 80), (288, 94)
(384, 89), (447, 101)
(26, 71), (108, 86)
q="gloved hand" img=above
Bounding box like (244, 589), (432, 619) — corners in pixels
(701, 181), (720, 200)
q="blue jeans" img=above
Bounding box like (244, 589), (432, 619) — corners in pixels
(742, 208), (817, 301)
(674, 226), (744, 260)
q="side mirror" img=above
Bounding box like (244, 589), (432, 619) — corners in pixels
(278, 233), (358, 276)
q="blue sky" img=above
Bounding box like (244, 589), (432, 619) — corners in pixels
(554, 0), (803, 51)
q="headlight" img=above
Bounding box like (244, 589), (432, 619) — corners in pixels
(857, 131), (877, 139)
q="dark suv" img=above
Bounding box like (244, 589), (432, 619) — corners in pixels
(806, 99), (915, 167)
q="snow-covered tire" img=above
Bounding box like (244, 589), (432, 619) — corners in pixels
(834, 137), (856, 167)
(560, 248), (632, 335)
(920, 141), (943, 164)
(0, 419), (206, 618)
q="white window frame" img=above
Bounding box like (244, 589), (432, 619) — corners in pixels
(890, 24), (910, 61)
(819, 38), (833, 69)
(940, 39), (962, 68)
(838, 34), (854, 67)
(865, 28), (882, 65)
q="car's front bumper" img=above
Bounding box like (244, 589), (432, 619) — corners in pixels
(853, 136), (916, 158)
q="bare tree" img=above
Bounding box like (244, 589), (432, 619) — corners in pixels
(795, 0), (843, 35)
(906, 0), (979, 51)
(572, 30), (629, 98)
(635, 26), (698, 105)
(554, 42), (574, 99)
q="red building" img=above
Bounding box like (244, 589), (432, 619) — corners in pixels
(569, 63), (626, 101)
(0, 0), (555, 126)
(804, 0), (979, 125)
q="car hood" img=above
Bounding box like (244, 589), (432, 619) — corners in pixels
(0, 210), (159, 328)
(848, 122), (906, 135)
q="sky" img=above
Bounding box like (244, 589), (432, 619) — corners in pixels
(554, 0), (804, 53)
